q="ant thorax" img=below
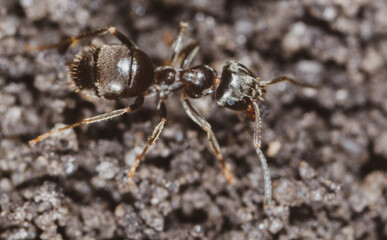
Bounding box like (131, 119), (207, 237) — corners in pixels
(154, 65), (217, 99)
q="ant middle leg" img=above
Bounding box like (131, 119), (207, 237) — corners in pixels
(168, 22), (188, 67)
(260, 76), (321, 89)
(181, 93), (235, 184)
(26, 26), (137, 52)
(29, 96), (144, 146)
(178, 41), (200, 69)
(166, 22), (200, 68)
(127, 100), (167, 182)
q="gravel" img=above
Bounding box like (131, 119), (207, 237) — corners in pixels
(1, 0), (387, 239)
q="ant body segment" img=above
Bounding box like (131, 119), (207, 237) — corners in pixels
(28, 23), (319, 208)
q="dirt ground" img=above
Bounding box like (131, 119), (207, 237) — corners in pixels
(1, 0), (387, 239)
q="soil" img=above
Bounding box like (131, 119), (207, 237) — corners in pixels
(1, 0), (387, 239)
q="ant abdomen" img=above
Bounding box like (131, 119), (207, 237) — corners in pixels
(215, 61), (262, 111)
(71, 45), (154, 100)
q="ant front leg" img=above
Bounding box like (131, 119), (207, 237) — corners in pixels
(181, 93), (235, 184)
(26, 26), (137, 52)
(127, 100), (167, 182)
(29, 96), (144, 146)
(251, 100), (272, 208)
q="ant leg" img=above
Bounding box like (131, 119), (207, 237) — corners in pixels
(178, 41), (200, 69)
(181, 94), (235, 184)
(29, 96), (144, 146)
(251, 100), (272, 208)
(127, 100), (167, 181)
(166, 22), (200, 68)
(260, 76), (321, 89)
(26, 26), (137, 52)
(168, 22), (188, 67)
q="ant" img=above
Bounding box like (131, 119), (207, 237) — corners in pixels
(27, 22), (319, 208)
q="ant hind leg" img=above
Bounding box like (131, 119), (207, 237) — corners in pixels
(29, 96), (144, 146)
(26, 26), (137, 53)
(127, 100), (167, 182)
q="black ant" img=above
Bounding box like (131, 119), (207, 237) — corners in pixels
(27, 22), (319, 208)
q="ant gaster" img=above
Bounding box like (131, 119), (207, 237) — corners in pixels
(28, 22), (319, 208)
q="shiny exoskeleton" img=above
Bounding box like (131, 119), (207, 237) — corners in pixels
(71, 44), (154, 100)
(28, 23), (319, 208)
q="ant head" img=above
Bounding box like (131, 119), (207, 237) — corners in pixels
(215, 61), (262, 111)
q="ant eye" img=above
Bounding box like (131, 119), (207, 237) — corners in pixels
(227, 99), (236, 106)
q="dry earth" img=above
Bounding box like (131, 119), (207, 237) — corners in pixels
(1, 0), (387, 239)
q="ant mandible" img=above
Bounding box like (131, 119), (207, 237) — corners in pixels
(28, 22), (319, 208)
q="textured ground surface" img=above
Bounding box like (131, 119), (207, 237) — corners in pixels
(1, 0), (387, 239)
